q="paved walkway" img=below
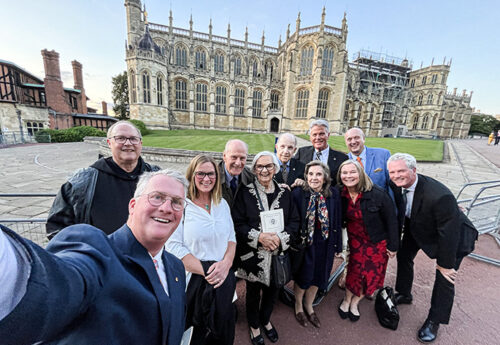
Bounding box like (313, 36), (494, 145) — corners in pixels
(0, 140), (499, 344)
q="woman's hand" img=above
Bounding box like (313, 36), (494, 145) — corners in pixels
(205, 259), (232, 288)
(291, 178), (305, 188)
(387, 250), (397, 258)
(258, 233), (281, 251)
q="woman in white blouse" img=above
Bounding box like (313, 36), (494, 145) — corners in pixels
(166, 154), (236, 345)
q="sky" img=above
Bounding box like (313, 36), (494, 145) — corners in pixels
(1, 0), (499, 115)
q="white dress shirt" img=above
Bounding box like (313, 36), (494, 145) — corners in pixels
(166, 198), (236, 262)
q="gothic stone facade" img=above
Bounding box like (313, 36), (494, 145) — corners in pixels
(125, 0), (471, 139)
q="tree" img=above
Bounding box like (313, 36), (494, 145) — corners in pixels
(468, 114), (500, 136)
(111, 71), (129, 119)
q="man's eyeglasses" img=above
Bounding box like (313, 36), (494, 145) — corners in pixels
(110, 136), (142, 145)
(194, 171), (217, 179)
(140, 191), (186, 211)
(255, 164), (275, 172)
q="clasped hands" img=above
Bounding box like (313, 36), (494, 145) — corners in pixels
(258, 232), (281, 252)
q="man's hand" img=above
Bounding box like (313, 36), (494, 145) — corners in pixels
(291, 178), (305, 188)
(436, 264), (457, 284)
(387, 250), (397, 258)
(206, 259), (231, 288)
(258, 233), (280, 251)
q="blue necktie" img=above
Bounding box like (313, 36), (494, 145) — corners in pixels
(230, 177), (237, 196)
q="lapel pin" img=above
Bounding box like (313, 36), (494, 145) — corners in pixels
(175, 277), (179, 282)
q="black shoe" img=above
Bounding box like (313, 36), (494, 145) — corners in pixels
(348, 310), (360, 322)
(417, 319), (439, 343)
(338, 302), (349, 319)
(394, 293), (413, 305)
(263, 323), (278, 343)
(249, 329), (265, 345)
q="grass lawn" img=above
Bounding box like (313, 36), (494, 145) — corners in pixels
(298, 134), (443, 161)
(143, 129), (276, 154)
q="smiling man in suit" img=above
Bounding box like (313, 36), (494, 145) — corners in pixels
(0, 170), (188, 345)
(345, 127), (391, 193)
(295, 120), (348, 185)
(275, 133), (305, 187)
(387, 153), (478, 343)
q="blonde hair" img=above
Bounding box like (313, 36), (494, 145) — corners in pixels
(337, 159), (373, 193)
(185, 154), (222, 204)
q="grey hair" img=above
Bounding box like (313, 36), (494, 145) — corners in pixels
(309, 119), (330, 133)
(134, 169), (189, 198)
(277, 132), (297, 146)
(387, 153), (417, 170)
(224, 139), (248, 154)
(251, 151), (280, 172)
(107, 120), (141, 138)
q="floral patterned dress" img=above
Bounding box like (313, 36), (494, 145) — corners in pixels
(342, 189), (389, 297)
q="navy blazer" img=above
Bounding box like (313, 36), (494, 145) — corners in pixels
(0, 224), (186, 345)
(274, 158), (305, 186)
(391, 175), (478, 268)
(295, 146), (348, 186)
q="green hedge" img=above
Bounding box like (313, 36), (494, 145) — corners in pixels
(128, 119), (151, 136)
(35, 126), (106, 143)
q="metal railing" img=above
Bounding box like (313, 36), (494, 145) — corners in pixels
(456, 181), (500, 266)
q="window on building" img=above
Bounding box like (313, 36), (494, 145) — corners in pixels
(422, 115), (429, 129)
(344, 103), (350, 121)
(252, 59), (259, 77)
(431, 74), (437, 84)
(129, 70), (136, 103)
(300, 46), (314, 76)
(214, 52), (224, 73)
(195, 49), (206, 70)
(235, 57), (242, 76)
(270, 91), (279, 110)
(70, 95), (78, 110)
(321, 47), (334, 76)
(296, 89), (309, 118)
(175, 79), (187, 109)
(215, 85), (227, 114)
(234, 88), (245, 115)
(412, 115), (419, 129)
(427, 94), (433, 105)
(421, 76), (427, 85)
(316, 89), (329, 118)
(26, 122), (44, 136)
(156, 75), (163, 105)
(252, 90), (263, 117)
(410, 79), (415, 88)
(142, 72), (151, 103)
(195, 83), (207, 111)
(176, 46), (187, 66)
(417, 94), (423, 106)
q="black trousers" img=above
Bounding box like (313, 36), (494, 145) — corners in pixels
(395, 227), (464, 324)
(246, 280), (279, 329)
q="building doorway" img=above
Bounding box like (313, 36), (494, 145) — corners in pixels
(270, 117), (279, 133)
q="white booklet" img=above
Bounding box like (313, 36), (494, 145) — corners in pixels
(260, 209), (284, 233)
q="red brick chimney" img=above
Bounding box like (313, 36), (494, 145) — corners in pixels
(42, 49), (71, 114)
(71, 60), (88, 114)
(102, 101), (108, 115)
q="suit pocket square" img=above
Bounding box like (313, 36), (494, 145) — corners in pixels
(373, 168), (383, 173)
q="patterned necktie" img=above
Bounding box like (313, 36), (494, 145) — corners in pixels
(315, 150), (322, 161)
(281, 163), (288, 183)
(356, 156), (364, 168)
(153, 259), (163, 287)
(230, 177), (237, 196)
(402, 188), (410, 217)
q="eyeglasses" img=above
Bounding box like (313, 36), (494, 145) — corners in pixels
(195, 171), (217, 179)
(255, 164), (275, 172)
(110, 136), (142, 145)
(140, 191), (186, 211)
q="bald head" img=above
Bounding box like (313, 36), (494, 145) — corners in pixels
(344, 127), (366, 156)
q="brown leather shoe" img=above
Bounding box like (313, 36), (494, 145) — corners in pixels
(295, 312), (308, 327)
(306, 311), (321, 328)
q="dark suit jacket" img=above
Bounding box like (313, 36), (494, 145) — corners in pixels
(218, 161), (254, 207)
(274, 158), (305, 186)
(0, 224), (186, 345)
(295, 146), (348, 186)
(391, 174), (478, 268)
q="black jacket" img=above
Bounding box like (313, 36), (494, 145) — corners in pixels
(391, 174), (478, 267)
(275, 158), (305, 186)
(46, 157), (160, 238)
(295, 146), (348, 186)
(341, 185), (399, 252)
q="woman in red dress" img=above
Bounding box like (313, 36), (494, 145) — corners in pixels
(337, 160), (399, 321)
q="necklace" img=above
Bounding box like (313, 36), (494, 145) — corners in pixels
(204, 204), (210, 211)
